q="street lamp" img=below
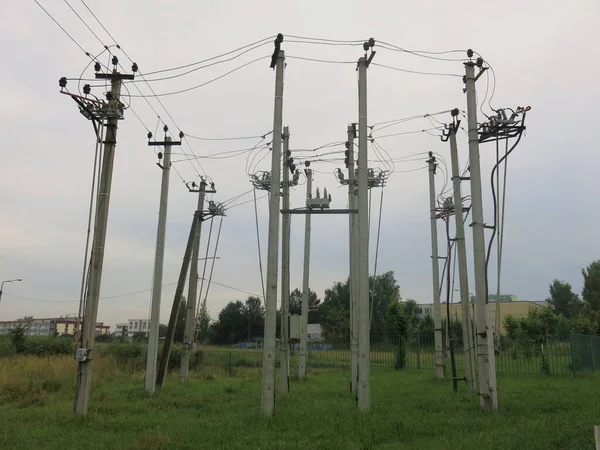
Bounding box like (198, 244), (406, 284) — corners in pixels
(0, 278), (22, 306)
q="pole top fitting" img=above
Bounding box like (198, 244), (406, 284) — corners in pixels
(467, 49), (474, 58)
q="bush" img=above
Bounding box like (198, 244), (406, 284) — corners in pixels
(394, 340), (407, 369)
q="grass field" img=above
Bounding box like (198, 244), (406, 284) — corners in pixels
(0, 355), (598, 449)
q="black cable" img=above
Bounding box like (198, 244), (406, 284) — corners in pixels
(34, 0), (89, 56)
(286, 55), (355, 64)
(286, 35), (365, 44)
(64, 0), (106, 47)
(126, 56), (269, 98)
(371, 62), (462, 77)
(377, 41), (467, 62)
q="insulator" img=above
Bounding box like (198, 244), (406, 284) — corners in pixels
(179, 131), (184, 139)
(59, 77), (67, 88)
(476, 57), (484, 68)
(112, 55), (118, 66)
(147, 132), (153, 140)
(163, 125), (168, 132)
(345, 141), (350, 149)
(467, 49), (474, 58)
(106, 91), (113, 101)
(157, 152), (163, 160)
(131, 62), (138, 73)
(83, 84), (91, 95)
(276, 33), (284, 43)
(451, 108), (459, 117)
(94, 62), (101, 72)
(368, 38), (375, 48)
(363, 41), (370, 51)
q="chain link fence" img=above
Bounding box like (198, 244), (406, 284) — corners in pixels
(197, 333), (600, 376)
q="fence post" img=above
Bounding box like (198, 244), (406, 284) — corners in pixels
(591, 335), (595, 373)
(417, 336), (421, 370)
(570, 334), (576, 376)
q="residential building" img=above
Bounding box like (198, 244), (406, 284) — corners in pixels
(113, 319), (151, 338)
(0, 316), (109, 336)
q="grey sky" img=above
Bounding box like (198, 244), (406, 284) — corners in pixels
(1, 0), (599, 330)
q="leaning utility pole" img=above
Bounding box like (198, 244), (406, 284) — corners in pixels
(464, 52), (498, 411)
(156, 210), (201, 388)
(446, 110), (476, 391)
(180, 181), (207, 383)
(73, 59), (134, 415)
(298, 162), (312, 380)
(346, 124), (359, 395)
(145, 130), (182, 395)
(357, 39), (375, 412)
(261, 34), (284, 417)
(279, 126), (291, 394)
(427, 153), (445, 380)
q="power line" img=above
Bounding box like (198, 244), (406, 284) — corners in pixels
(33, 0), (89, 56)
(371, 62), (462, 78)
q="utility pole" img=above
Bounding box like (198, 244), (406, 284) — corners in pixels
(180, 181), (207, 383)
(427, 153), (445, 380)
(156, 210), (201, 388)
(357, 39), (375, 412)
(261, 34), (284, 417)
(298, 162), (312, 380)
(73, 59), (134, 415)
(464, 52), (498, 411)
(279, 126), (291, 394)
(145, 130), (181, 396)
(346, 124), (359, 395)
(446, 110), (476, 391)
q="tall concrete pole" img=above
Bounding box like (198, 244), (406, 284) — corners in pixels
(261, 47), (284, 417)
(180, 181), (206, 383)
(449, 126), (476, 392)
(74, 75), (122, 415)
(279, 127), (291, 394)
(357, 56), (370, 412)
(427, 154), (445, 380)
(465, 59), (498, 411)
(298, 163), (312, 380)
(145, 137), (172, 395)
(156, 210), (201, 388)
(347, 125), (358, 396)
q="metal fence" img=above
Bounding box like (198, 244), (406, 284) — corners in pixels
(197, 333), (600, 376)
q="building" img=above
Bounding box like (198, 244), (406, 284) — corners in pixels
(113, 319), (151, 339)
(0, 316), (109, 336)
(414, 297), (549, 335)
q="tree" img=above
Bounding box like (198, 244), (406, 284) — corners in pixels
(196, 303), (211, 344)
(289, 288), (321, 323)
(519, 308), (559, 374)
(387, 301), (408, 368)
(547, 279), (581, 318)
(173, 297), (187, 343)
(582, 260), (600, 311)
(319, 280), (350, 342)
(244, 296), (265, 341)
(211, 300), (247, 345)
(370, 271), (402, 336)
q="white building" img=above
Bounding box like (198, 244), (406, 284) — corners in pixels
(114, 319), (151, 338)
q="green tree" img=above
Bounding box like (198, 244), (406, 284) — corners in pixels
(503, 314), (520, 341)
(319, 280), (350, 342)
(547, 279), (581, 318)
(582, 260), (600, 311)
(9, 326), (26, 353)
(213, 301), (245, 344)
(196, 303), (211, 344)
(289, 288), (321, 323)
(244, 296), (265, 341)
(519, 308), (560, 374)
(173, 297), (187, 343)
(387, 301), (408, 368)
(417, 313), (435, 342)
(370, 272), (402, 336)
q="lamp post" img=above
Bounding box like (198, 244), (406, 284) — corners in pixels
(0, 279), (23, 307)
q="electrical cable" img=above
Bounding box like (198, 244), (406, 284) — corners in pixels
(371, 62), (462, 78)
(197, 217), (215, 309)
(369, 188), (384, 330)
(199, 216), (223, 315)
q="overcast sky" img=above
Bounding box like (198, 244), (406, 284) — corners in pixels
(1, 0), (598, 330)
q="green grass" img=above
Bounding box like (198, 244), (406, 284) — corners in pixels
(0, 357), (599, 450)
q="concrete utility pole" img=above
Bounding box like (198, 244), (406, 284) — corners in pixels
(427, 153), (445, 380)
(346, 124), (359, 396)
(156, 210), (202, 388)
(447, 113), (476, 392)
(180, 181), (207, 383)
(74, 61), (134, 415)
(145, 131), (181, 396)
(279, 126), (291, 394)
(261, 35), (284, 417)
(464, 53), (498, 411)
(357, 40), (375, 412)
(298, 162), (312, 380)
